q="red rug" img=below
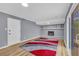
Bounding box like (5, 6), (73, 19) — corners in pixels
(42, 40), (58, 44)
(33, 38), (59, 44)
(24, 38), (59, 56)
(26, 41), (56, 45)
(31, 49), (56, 56)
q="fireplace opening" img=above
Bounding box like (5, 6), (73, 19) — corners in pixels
(48, 31), (54, 36)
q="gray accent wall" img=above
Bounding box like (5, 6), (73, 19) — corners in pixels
(0, 12), (7, 47)
(41, 25), (64, 39)
(21, 20), (41, 40)
(0, 12), (41, 48)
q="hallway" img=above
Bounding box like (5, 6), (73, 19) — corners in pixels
(0, 3), (79, 56)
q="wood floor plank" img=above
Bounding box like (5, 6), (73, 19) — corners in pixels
(0, 37), (40, 56)
(56, 40), (68, 56)
(0, 43), (34, 56)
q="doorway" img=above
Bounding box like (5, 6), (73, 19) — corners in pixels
(7, 18), (21, 46)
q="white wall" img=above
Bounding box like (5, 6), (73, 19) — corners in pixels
(41, 24), (64, 39)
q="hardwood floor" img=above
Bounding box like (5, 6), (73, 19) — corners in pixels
(0, 37), (41, 56)
(0, 43), (34, 56)
(0, 38), (67, 56)
(56, 40), (68, 56)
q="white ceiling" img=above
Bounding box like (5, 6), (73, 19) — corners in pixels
(0, 3), (70, 25)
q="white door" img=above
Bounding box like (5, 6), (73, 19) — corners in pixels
(7, 18), (21, 46)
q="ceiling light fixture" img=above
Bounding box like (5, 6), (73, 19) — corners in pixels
(21, 3), (28, 7)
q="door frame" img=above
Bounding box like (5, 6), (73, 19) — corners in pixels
(7, 18), (21, 46)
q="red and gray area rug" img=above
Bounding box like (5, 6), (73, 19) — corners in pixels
(21, 38), (59, 56)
